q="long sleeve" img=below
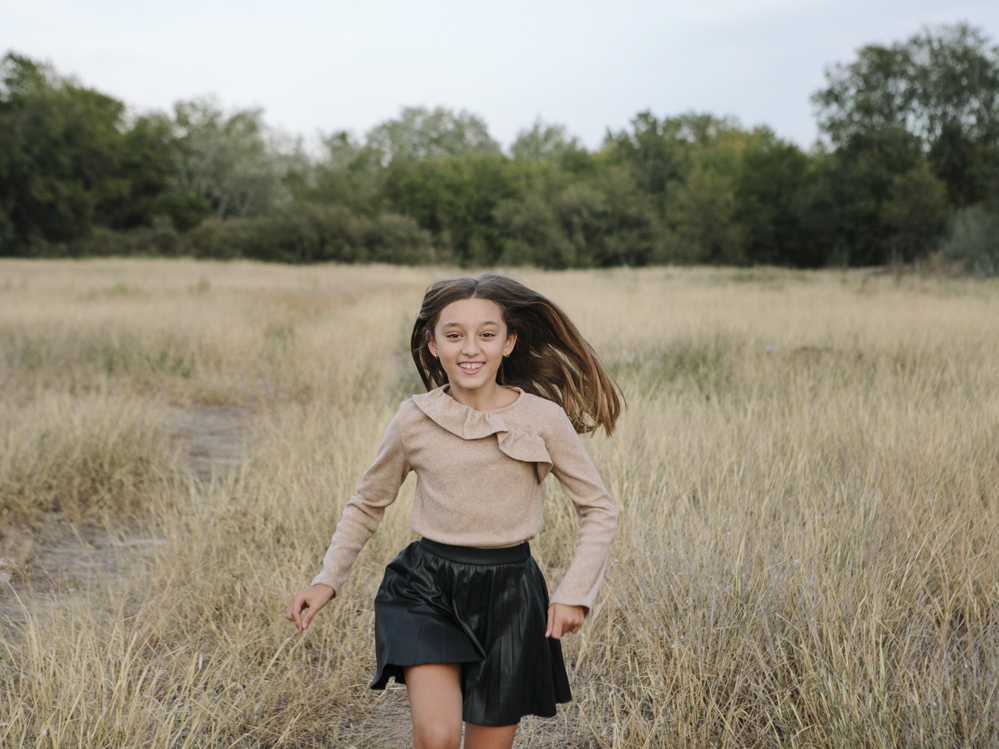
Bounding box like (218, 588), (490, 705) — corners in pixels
(310, 407), (412, 593)
(545, 409), (617, 613)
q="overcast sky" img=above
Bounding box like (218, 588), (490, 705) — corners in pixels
(3, 0), (998, 151)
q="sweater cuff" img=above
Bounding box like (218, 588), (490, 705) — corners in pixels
(309, 568), (342, 595)
(549, 575), (602, 614)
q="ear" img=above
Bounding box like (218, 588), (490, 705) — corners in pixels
(425, 330), (438, 359)
(503, 330), (517, 357)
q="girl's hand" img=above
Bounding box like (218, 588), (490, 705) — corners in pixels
(286, 583), (335, 632)
(545, 603), (585, 639)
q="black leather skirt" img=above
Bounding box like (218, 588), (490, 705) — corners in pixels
(371, 538), (572, 726)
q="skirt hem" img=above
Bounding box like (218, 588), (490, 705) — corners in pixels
(372, 661), (566, 726)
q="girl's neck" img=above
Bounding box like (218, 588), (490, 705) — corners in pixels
(445, 381), (519, 412)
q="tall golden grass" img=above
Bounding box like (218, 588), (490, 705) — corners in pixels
(1, 259), (998, 747)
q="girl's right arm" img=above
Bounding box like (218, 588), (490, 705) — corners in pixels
(287, 405), (412, 629)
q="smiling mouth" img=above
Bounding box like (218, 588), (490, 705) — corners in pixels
(458, 362), (484, 373)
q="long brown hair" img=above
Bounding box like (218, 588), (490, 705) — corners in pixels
(410, 274), (623, 436)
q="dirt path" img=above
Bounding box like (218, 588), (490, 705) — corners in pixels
(171, 404), (252, 483)
(0, 404), (251, 618)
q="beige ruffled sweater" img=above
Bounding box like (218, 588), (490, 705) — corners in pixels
(311, 385), (617, 612)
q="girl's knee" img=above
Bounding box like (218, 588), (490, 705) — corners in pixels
(412, 722), (462, 749)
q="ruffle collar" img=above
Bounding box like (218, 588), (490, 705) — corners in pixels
(411, 385), (552, 481)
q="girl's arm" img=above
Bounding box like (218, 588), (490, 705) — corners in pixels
(309, 405), (413, 595)
(545, 408), (617, 616)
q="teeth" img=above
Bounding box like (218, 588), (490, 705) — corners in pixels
(459, 363), (482, 370)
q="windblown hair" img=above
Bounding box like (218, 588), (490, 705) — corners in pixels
(410, 274), (623, 436)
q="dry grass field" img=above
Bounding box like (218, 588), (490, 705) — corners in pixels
(1, 259), (998, 748)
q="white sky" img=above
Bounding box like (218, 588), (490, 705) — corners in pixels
(3, 0), (998, 151)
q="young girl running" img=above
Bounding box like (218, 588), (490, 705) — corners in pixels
(287, 274), (621, 749)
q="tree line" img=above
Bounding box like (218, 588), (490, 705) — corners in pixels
(2, 22), (998, 273)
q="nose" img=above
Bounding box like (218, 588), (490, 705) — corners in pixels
(461, 336), (480, 356)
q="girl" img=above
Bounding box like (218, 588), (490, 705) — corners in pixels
(287, 274), (621, 749)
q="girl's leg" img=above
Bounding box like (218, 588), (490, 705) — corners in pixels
(463, 722), (518, 749)
(404, 663), (463, 749)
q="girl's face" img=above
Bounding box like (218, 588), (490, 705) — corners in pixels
(427, 297), (517, 395)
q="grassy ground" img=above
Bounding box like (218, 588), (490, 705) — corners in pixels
(1, 259), (998, 748)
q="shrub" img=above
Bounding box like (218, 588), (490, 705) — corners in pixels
(185, 204), (433, 264)
(364, 212), (435, 264)
(67, 218), (181, 257)
(941, 204), (999, 277)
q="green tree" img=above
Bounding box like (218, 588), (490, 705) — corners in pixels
(510, 119), (581, 163)
(884, 162), (949, 264)
(820, 127), (925, 266)
(604, 111), (688, 217)
(170, 96), (287, 219)
(813, 23), (999, 207)
(606, 112), (746, 204)
(671, 163), (744, 264)
(735, 134), (833, 267)
(582, 163), (665, 266)
(384, 153), (517, 265)
(101, 112), (176, 230)
(0, 52), (130, 252)
(605, 112), (761, 267)
(366, 106), (501, 164)
(496, 161), (665, 269)
(296, 130), (388, 215)
(495, 191), (573, 268)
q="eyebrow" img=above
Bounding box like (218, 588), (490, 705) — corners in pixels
(441, 321), (501, 329)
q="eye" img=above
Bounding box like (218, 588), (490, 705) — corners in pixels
(446, 333), (461, 339)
